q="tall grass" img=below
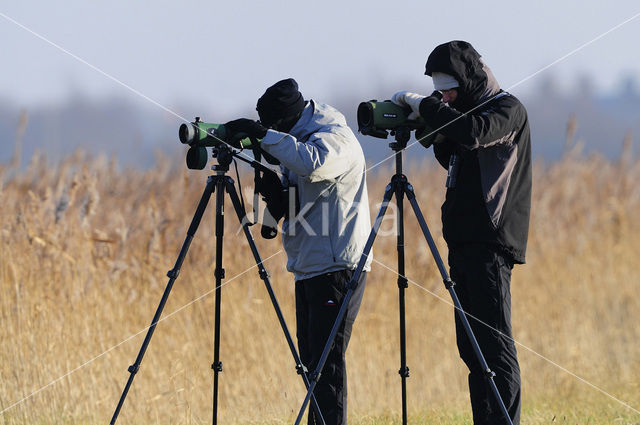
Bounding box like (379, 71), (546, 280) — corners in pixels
(1, 145), (639, 424)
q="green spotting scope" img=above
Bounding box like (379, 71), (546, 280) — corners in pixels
(179, 117), (258, 169)
(357, 100), (436, 148)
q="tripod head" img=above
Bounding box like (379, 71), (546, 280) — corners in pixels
(211, 145), (234, 172)
(209, 144), (284, 239)
(386, 126), (413, 175)
(389, 126), (412, 151)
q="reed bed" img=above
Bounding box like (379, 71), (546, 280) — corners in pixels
(1, 145), (639, 424)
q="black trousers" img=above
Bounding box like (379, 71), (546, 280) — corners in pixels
(295, 269), (367, 425)
(448, 244), (521, 425)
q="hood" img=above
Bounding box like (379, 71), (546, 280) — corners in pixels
(425, 40), (500, 112)
(289, 100), (348, 140)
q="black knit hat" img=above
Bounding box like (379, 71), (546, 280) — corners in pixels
(256, 78), (305, 126)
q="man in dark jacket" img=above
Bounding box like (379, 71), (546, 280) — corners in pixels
(391, 41), (531, 424)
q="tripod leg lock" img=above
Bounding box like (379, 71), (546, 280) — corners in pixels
(167, 268), (179, 279)
(259, 269), (270, 280)
(215, 268), (225, 280)
(212, 361), (223, 372)
(397, 276), (409, 289)
(484, 368), (496, 379)
(127, 364), (140, 375)
(295, 363), (309, 375)
(346, 278), (360, 291)
(398, 366), (410, 378)
(444, 278), (455, 289)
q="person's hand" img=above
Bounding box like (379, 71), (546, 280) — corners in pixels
(390, 91), (426, 120)
(223, 118), (267, 147)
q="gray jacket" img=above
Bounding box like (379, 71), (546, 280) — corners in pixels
(261, 101), (373, 280)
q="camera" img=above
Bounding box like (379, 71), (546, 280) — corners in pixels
(179, 117), (255, 169)
(357, 100), (436, 147)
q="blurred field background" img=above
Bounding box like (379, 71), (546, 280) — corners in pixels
(1, 135), (639, 424)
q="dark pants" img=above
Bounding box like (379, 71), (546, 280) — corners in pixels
(448, 244), (521, 425)
(295, 269), (367, 425)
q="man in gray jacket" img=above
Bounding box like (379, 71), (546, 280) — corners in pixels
(224, 78), (372, 425)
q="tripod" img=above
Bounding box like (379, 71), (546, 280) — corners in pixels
(293, 128), (514, 425)
(110, 146), (325, 425)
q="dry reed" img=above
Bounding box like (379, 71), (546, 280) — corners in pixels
(1, 145), (639, 424)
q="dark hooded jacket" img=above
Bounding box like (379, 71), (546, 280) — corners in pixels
(418, 41), (531, 263)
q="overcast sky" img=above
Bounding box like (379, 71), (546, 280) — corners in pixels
(2, 1), (640, 122)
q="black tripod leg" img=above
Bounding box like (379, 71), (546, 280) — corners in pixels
(212, 176), (225, 425)
(393, 179), (410, 425)
(223, 178), (326, 425)
(294, 184), (395, 425)
(405, 190), (514, 425)
(110, 177), (215, 425)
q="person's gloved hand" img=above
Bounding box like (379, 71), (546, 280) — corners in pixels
(414, 90), (445, 120)
(223, 118), (268, 148)
(391, 91), (426, 120)
(429, 90), (443, 101)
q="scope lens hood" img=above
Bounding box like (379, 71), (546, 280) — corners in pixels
(179, 123), (196, 145)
